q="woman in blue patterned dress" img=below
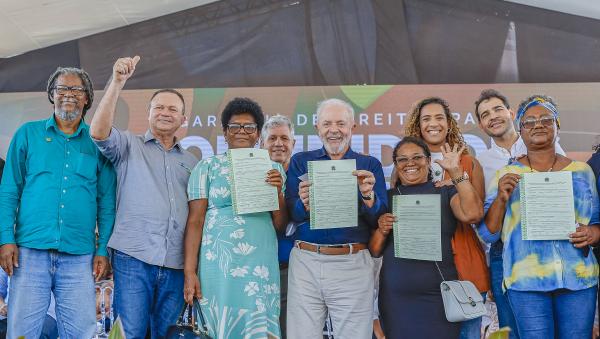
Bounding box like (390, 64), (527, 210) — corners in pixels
(183, 98), (287, 339)
(478, 95), (600, 339)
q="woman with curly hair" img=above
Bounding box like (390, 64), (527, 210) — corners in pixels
(184, 97), (287, 338)
(403, 97), (489, 339)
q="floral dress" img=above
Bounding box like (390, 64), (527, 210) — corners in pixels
(187, 153), (283, 339)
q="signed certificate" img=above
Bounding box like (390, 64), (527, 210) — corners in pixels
(520, 171), (575, 240)
(393, 194), (442, 261)
(308, 159), (358, 229)
(228, 148), (279, 215)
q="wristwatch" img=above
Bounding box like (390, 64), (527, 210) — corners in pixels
(361, 191), (374, 200)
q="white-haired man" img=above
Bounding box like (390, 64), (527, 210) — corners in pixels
(260, 114), (296, 337)
(285, 99), (387, 338)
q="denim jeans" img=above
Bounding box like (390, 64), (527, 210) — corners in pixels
(40, 315), (58, 339)
(489, 241), (519, 339)
(458, 293), (486, 339)
(7, 247), (96, 339)
(0, 319), (6, 338)
(2, 316), (56, 339)
(507, 286), (597, 339)
(112, 250), (184, 339)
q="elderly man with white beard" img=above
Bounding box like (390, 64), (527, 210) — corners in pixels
(285, 98), (387, 338)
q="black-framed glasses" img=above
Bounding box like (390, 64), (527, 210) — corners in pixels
(520, 115), (555, 129)
(394, 154), (428, 165)
(54, 85), (86, 97)
(227, 123), (257, 134)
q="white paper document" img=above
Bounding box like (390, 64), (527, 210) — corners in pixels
(228, 148), (279, 215)
(520, 171), (576, 240)
(393, 194), (442, 261)
(308, 159), (358, 229)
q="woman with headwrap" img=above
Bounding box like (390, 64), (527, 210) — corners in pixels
(478, 95), (600, 339)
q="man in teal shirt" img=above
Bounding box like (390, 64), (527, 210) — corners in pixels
(0, 67), (116, 339)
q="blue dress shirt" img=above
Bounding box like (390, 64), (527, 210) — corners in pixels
(285, 147), (387, 245)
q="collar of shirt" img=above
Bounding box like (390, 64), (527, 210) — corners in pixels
(315, 146), (357, 160)
(45, 115), (87, 138)
(488, 137), (513, 158)
(489, 135), (529, 160)
(143, 129), (183, 152)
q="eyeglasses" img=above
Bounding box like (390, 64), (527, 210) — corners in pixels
(520, 116), (555, 129)
(394, 154), (428, 165)
(227, 123), (257, 134)
(54, 85), (86, 97)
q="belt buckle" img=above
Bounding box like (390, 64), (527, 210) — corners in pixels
(347, 243), (354, 255)
(316, 244), (322, 254)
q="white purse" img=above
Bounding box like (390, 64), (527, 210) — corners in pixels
(435, 262), (486, 322)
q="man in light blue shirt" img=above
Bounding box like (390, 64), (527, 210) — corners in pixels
(0, 67), (116, 338)
(91, 56), (197, 339)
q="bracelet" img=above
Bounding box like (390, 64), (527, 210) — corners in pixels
(451, 174), (468, 185)
(361, 191), (374, 200)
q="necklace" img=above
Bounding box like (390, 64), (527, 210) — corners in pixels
(525, 153), (558, 172)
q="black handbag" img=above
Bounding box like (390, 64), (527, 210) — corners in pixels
(166, 298), (211, 339)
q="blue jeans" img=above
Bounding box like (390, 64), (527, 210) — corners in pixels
(0, 319), (6, 338)
(458, 293), (486, 339)
(507, 286), (597, 339)
(112, 250), (184, 339)
(489, 241), (519, 339)
(7, 247), (96, 339)
(40, 315), (58, 339)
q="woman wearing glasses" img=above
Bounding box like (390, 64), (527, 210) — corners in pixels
(479, 95), (600, 338)
(183, 97), (287, 338)
(370, 136), (483, 338)
(402, 97), (489, 339)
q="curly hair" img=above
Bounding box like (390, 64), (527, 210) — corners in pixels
(46, 67), (94, 117)
(404, 97), (468, 154)
(220, 97), (265, 131)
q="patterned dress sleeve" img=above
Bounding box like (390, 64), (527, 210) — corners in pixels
(271, 161), (287, 195)
(188, 157), (211, 200)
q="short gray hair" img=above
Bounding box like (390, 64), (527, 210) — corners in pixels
(316, 98), (355, 123)
(261, 114), (295, 141)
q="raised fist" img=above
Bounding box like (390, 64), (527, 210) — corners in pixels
(112, 56), (140, 83)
